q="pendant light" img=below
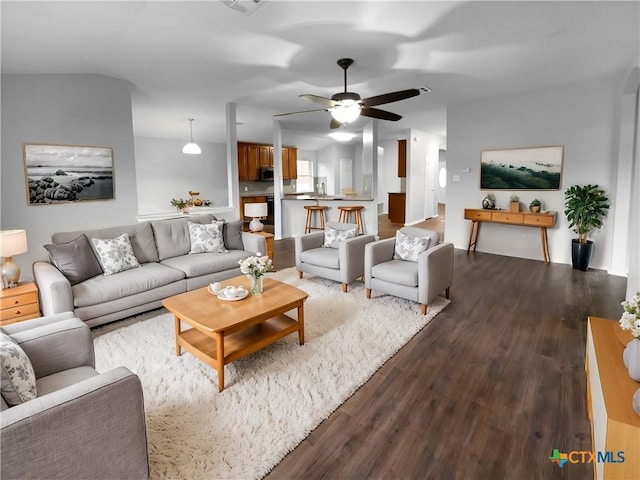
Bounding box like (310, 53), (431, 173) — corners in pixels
(182, 118), (201, 155)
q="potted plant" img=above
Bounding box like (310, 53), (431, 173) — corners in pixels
(529, 198), (542, 213)
(564, 184), (610, 271)
(509, 194), (520, 212)
(170, 198), (188, 213)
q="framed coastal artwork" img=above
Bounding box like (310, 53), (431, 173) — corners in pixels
(480, 145), (564, 190)
(23, 143), (114, 205)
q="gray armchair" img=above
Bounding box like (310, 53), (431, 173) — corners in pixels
(295, 221), (375, 292)
(1, 312), (149, 480)
(365, 227), (454, 314)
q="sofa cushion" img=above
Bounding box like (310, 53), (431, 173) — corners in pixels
(0, 332), (37, 406)
(150, 214), (217, 261)
(91, 233), (141, 275)
(161, 250), (252, 278)
(300, 247), (340, 270)
(371, 259), (418, 287)
(323, 225), (357, 248)
(72, 262), (185, 308)
(44, 234), (103, 285)
(393, 230), (431, 262)
(52, 222), (159, 264)
(223, 220), (244, 250)
(188, 221), (226, 254)
(36, 366), (98, 397)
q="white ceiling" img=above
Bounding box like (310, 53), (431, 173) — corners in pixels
(2, 1), (639, 150)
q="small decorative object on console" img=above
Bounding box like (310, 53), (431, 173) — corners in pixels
(481, 193), (496, 210)
(529, 198), (542, 213)
(620, 292), (640, 382)
(238, 253), (273, 295)
(509, 194), (520, 212)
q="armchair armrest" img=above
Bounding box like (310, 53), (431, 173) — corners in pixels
(32, 261), (74, 316)
(295, 232), (324, 268)
(5, 316), (94, 377)
(418, 242), (454, 305)
(339, 234), (376, 283)
(240, 231), (267, 256)
(1, 367), (149, 480)
(364, 238), (396, 284)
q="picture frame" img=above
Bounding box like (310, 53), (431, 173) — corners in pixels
(23, 143), (114, 204)
(480, 145), (564, 190)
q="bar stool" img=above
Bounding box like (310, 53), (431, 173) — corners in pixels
(337, 205), (365, 234)
(304, 205), (328, 233)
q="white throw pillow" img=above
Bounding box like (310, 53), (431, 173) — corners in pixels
(0, 332), (37, 407)
(91, 233), (141, 275)
(323, 226), (358, 249)
(188, 221), (226, 254)
(393, 230), (431, 262)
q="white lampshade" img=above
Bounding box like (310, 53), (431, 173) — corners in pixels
(0, 229), (28, 257)
(330, 101), (361, 124)
(244, 203), (268, 218)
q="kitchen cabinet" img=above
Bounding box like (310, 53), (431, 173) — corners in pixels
(388, 193), (406, 223)
(282, 147), (297, 179)
(237, 142), (297, 180)
(398, 139), (407, 177)
(237, 142), (260, 181)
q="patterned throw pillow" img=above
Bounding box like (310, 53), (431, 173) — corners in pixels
(91, 233), (141, 275)
(393, 230), (431, 262)
(0, 332), (37, 407)
(188, 221), (226, 254)
(323, 226), (358, 249)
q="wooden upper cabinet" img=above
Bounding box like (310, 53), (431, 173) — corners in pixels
(398, 139), (407, 177)
(282, 147), (298, 179)
(259, 145), (273, 168)
(237, 142), (260, 180)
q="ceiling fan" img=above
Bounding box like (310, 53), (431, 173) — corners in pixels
(274, 58), (425, 129)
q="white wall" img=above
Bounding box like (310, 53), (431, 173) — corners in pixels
(1, 74), (137, 280)
(134, 137), (229, 214)
(378, 139), (403, 213)
(406, 129), (443, 224)
(436, 149), (447, 205)
(446, 78), (623, 269)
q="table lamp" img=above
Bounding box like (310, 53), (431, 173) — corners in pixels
(244, 203), (268, 232)
(0, 229), (28, 288)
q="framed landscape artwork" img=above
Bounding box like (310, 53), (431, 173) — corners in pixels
(23, 143), (114, 205)
(480, 145), (564, 190)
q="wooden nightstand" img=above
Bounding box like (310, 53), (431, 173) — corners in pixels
(251, 231), (274, 262)
(1, 282), (41, 326)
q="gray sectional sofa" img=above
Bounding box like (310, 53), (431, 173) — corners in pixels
(33, 214), (266, 327)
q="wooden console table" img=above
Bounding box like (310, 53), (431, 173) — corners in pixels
(464, 208), (557, 263)
(586, 317), (640, 480)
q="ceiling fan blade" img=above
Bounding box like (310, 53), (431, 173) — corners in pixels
(299, 94), (337, 107)
(360, 107), (402, 121)
(360, 88), (421, 107)
(329, 117), (342, 129)
(273, 108), (327, 117)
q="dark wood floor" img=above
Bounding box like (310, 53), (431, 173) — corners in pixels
(269, 236), (627, 479)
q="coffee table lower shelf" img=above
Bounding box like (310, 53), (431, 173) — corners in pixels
(175, 314), (302, 391)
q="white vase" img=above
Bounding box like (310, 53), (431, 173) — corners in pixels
(623, 338), (640, 382)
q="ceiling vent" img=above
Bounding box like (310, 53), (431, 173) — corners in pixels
(220, 0), (265, 16)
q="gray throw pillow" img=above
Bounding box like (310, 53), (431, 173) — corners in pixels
(91, 233), (141, 275)
(0, 332), (37, 407)
(323, 225), (358, 248)
(188, 221), (226, 254)
(223, 220), (244, 250)
(44, 234), (103, 285)
(393, 230), (431, 262)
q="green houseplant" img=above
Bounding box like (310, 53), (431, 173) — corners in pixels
(529, 198), (542, 213)
(564, 184), (610, 271)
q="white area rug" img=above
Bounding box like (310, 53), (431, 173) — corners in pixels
(92, 268), (449, 479)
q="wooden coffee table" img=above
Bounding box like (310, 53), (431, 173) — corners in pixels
(162, 276), (307, 392)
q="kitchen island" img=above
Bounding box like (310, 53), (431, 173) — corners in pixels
(281, 194), (377, 238)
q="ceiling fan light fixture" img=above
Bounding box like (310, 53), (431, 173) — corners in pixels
(329, 131), (356, 142)
(182, 118), (201, 155)
(330, 101), (361, 124)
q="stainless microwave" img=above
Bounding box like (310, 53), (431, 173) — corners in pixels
(259, 167), (274, 181)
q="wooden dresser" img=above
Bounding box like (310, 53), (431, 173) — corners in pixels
(1, 282), (41, 326)
(586, 317), (640, 479)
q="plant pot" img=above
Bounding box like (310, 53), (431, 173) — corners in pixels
(530, 205), (541, 213)
(571, 239), (593, 271)
(509, 201), (519, 212)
